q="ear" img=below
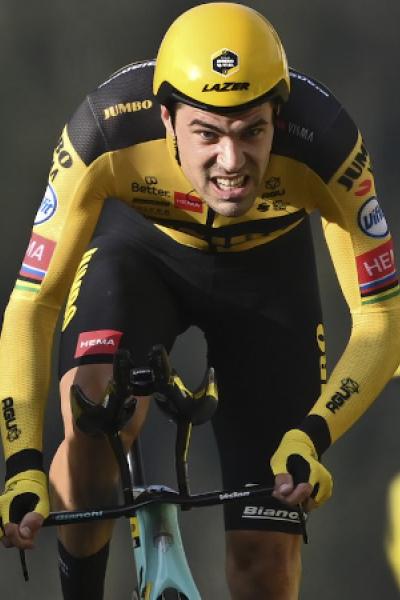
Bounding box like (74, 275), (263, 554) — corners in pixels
(160, 105), (174, 135)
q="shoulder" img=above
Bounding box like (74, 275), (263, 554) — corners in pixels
(272, 68), (359, 183)
(66, 60), (164, 165)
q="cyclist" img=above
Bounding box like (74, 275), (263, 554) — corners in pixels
(1, 3), (400, 599)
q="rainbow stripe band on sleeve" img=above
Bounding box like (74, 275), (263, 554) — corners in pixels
(14, 279), (41, 294)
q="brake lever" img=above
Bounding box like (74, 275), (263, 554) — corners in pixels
(20, 548), (29, 581)
(297, 503), (308, 544)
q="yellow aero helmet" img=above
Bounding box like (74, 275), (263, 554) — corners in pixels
(153, 3), (290, 113)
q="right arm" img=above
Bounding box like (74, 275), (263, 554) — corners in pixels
(0, 102), (114, 547)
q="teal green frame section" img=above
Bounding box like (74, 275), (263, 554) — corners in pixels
(132, 501), (201, 599)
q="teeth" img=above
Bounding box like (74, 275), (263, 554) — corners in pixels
(215, 176), (245, 189)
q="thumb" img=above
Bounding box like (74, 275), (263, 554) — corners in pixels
(274, 473), (294, 496)
(19, 512), (44, 539)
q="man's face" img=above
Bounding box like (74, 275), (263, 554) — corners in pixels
(161, 102), (274, 217)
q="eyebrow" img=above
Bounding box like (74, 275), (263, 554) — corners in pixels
(188, 118), (269, 134)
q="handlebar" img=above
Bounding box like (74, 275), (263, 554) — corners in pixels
(44, 483), (277, 525)
(44, 481), (308, 546)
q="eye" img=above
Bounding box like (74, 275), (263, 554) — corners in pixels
(244, 127), (264, 138)
(198, 129), (218, 142)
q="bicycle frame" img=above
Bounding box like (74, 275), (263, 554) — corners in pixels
(130, 496), (200, 599)
(126, 437), (200, 600)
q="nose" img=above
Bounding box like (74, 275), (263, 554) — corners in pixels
(216, 137), (245, 172)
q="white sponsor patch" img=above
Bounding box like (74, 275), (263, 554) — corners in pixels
(34, 184), (58, 225)
(358, 197), (388, 238)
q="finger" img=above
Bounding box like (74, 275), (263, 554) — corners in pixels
(19, 512), (44, 539)
(4, 533), (35, 550)
(4, 522), (20, 539)
(274, 482), (313, 507)
(1, 536), (12, 548)
(288, 482), (313, 505)
(4, 513), (43, 550)
(4, 522), (37, 550)
(303, 497), (317, 512)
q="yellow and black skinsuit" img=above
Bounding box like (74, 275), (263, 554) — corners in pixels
(0, 62), (400, 531)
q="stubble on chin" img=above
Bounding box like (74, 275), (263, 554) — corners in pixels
(205, 196), (255, 218)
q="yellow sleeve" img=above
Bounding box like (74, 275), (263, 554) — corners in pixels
(0, 121), (114, 475)
(303, 132), (400, 450)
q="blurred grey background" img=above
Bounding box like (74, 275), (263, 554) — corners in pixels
(1, 1), (400, 598)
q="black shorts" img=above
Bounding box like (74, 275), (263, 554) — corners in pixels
(59, 198), (324, 535)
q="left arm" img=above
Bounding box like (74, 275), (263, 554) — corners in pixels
(272, 127), (400, 508)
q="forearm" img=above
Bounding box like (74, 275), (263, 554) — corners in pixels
(301, 305), (400, 454)
(0, 297), (59, 469)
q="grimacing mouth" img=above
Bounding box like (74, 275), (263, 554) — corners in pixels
(210, 174), (249, 190)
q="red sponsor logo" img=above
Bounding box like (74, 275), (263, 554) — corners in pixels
(174, 192), (203, 213)
(355, 179), (372, 197)
(356, 239), (396, 283)
(20, 232), (56, 280)
(74, 330), (123, 358)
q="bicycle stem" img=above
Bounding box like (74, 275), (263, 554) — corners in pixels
(175, 419), (192, 500)
(108, 432), (135, 505)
